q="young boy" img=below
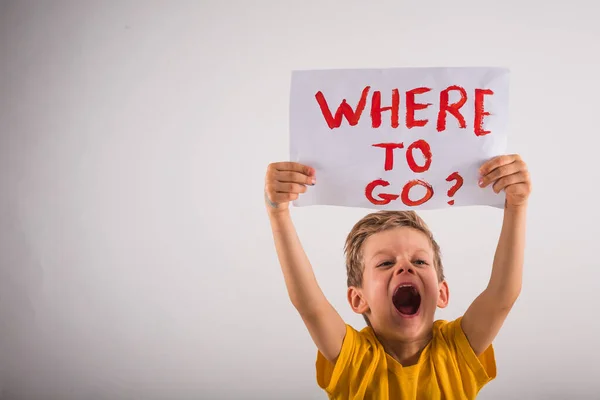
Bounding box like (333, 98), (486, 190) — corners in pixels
(264, 154), (531, 399)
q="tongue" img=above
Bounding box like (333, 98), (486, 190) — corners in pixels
(398, 305), (415, 315)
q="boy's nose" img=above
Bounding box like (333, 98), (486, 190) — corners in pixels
(396, 265), (415, 275)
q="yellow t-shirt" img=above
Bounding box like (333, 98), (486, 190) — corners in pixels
(316, 317), (496, 399)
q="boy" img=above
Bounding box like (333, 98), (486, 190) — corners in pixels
(264, 154), (531, 399)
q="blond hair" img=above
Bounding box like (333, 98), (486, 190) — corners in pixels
(344, 210), (444, 288)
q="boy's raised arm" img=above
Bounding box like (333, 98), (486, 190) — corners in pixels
(265, 162), (347, 363)
(462, 154), (532, 356)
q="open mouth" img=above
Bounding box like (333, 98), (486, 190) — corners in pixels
(392, 284), (421, 316)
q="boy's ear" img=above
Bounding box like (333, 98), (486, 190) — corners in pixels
(347, 286), (369, 314)
(436, 280), (449, 308)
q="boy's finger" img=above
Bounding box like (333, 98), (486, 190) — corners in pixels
(492, 171), (530, 193)
(479, 154), (521, 176)
(274, 181), (308, 194)
(276, 170), (316, 185)
(270, 192), (299, 203)
(272, 162), (315, 176)
(479, 160), (524, 187)
(491, 172), (523, 193)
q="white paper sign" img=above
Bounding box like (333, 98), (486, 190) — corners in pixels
(289, 67), (509, 210)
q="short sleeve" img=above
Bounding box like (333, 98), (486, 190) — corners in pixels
(438, 317), (497, 390)
(315, 324), (357, 392)
(316, 323), (380, 397)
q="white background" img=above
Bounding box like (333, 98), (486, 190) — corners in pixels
(1, 1), (599, 399)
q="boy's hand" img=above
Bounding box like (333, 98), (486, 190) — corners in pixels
(264, 162), (316, 214)
(478, 154), (532, 209)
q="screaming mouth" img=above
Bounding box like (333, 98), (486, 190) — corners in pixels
(392, 284), (421, 316)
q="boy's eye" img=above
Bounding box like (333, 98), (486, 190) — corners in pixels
(377, 261), (394, 268)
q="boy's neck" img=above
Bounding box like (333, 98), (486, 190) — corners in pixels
(375, 330), (433, 367)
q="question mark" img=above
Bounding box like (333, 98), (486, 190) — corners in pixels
(446, 172), (463, 205)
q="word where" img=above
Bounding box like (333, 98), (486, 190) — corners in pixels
(315, 86), (494, 135)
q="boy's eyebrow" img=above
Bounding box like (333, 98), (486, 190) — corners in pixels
(414, 248), (433, 256)
(368, 248), (432, 263)
(369, 250), (391, 263)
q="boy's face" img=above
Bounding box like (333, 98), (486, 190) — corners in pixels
(348, 226), (449, 341)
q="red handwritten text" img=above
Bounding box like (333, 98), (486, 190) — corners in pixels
(371, 89), (399, 128)
(406, 139), (432, 173)
(365, 179), (434, 207)
(436, 85), (467, 132)
(406, 87), (432, 128)
(474, 89), (494, 136)
(372, 140), (432, 174)
(372, 143), (404, 171)
(316, 85), (493, 135)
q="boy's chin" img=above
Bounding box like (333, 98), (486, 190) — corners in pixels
(392, 313), (422, 333)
